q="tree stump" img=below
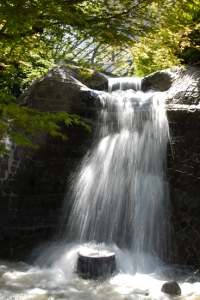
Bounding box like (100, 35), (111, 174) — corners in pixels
(77, 249), (116, 279)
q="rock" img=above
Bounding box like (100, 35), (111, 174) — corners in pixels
(66, 65), (108, 91)
(142, 64), (200, 105)
(17, 66), (103, 116)
(142, 67), (179, 92)
(161, 281), (181, 295)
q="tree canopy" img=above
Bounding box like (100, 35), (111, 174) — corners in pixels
(0, 0), (159, 154)
(131, 0), (200, 76)
(0, 0), (200, 153)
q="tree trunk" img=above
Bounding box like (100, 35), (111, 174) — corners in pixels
(77, 249), (116, 279)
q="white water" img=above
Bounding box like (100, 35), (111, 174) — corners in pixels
(63, 79), (172, 269)
(0, 242), (200, 300)
(1, 77), (200, 299)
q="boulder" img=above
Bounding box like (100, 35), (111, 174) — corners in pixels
(63, 65), (108, 91)
(17, 65), (107, 117)
(0, 66), (107, 260)
(142, 64), (200, 105)
(142, 67), (179, 92)
(161, 281), (181, 295)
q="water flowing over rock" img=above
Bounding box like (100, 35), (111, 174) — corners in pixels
(0, 64), (200, 268)
(142, 64), (200, 106)
(0, 66), (106, 259)
(142, 66), (200, 266)
(60, 79), (173, 271)
(17, 65), (107, 117)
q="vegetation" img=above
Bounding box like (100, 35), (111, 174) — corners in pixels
(56, 0), (200, 77)
(0, 0), (200, 153)
(0, 0), (160, 154)
(131, 0), (200, 76)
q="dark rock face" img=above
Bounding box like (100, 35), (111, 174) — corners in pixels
(161, 281), (181, 295)
(63, 65), (108, 91)
(17, 66), (106, 117)
(143, 65), (200, 266)
(167, 108), (200, 265)
(142, 65), (200, 106)
(0, 64), (200, 267)
(142, 67), (179, 92)
(0, 66), (107, 260)
(166, 66), (200, 105)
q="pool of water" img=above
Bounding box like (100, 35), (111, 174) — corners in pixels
(0, 243), (199, 300)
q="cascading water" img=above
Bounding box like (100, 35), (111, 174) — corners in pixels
(1, 77), (200, 300)
(61, 77), (172, 272)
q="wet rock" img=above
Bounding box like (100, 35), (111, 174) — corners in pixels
(161, 281), (181, 295)
(142, 68), (178, 92)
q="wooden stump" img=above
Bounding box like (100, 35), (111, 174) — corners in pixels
(77, 249), (116, 279)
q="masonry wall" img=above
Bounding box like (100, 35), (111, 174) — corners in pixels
(1, 108), (200, 265)
(167, 106), (200, 265)
(0, 66), (200, 267)
(0, 123), (94, 260)
(0, 66), (99, 260)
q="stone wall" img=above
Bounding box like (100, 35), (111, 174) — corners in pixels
(167, 107), (200, 265)
(0, 66), (106, 260)
(0, 64), (200, 267)
(0, 124), (94, 259)
(143, 65), (200, 265)
(143, 66), (200, 265)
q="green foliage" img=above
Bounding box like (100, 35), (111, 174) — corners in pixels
(131, 30), (183, 77)
(1, 0), (200, 153)
(0, 0), (165, 154)
(77, 68), (94, 79)
(0, 94), (91, 154)
(131, 0), (200, 76)
(53, 0), (200, 77)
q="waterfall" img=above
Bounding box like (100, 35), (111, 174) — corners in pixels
(1, 78), (200, 300)
(61, 77), (172, 270)
(108, 77), (141, 92)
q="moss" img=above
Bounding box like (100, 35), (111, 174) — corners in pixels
(77, 68), (94, 79)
